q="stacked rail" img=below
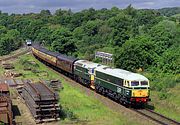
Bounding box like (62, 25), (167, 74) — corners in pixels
(0, 83), (13, 125)
(22, 81), (60, 123)
(47, 79), (62, 91)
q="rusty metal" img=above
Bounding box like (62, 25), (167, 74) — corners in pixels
(0, 84), (12, 125)
(22, 81), (60, 123)
(2, 63), (14, 70)
(0, 79), (25, 88)
(0, 83), (9, 93)
(39, 81), (58, 119)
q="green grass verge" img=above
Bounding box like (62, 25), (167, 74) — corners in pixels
(143, 73), (180, 122)
(149, 85), (180, 121)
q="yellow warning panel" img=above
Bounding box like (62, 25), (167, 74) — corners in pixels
(132, 89), (148, 97)
(91, 75), (94, 80)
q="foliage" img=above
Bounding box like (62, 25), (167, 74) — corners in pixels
(114, 36), (156, 71)
(0, 28), (22, 55)
(158, 7), (180, 17)
(144, 73), (180, 92)
(50, 27), (76, 55)
(158, 45), (180, 74)
(149, 20), (178, 55)
(0, 6), (179, 91)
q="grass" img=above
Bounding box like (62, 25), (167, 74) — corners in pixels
(10, 54), (146, 125)
(149, 85), (180, 121)
(13, 55), (60, 80)
(0, 66), (4, 75)
(60, 81), (134, 125)
(143, 72), (180, 122)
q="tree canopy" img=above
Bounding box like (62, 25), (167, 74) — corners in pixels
(0, 6), (179, 75)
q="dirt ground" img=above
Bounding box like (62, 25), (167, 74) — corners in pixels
(12, 98), (36, 125)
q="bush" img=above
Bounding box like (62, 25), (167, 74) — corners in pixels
(145, 73), (179, 92)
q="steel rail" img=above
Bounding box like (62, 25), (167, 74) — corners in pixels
(134, 109), (180, 125)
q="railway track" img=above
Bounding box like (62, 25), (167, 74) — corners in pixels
(134, 108), (180, 125)
(0, 47), (31, 63)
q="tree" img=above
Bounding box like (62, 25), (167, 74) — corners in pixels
(40, 10), (51, 16)
(23, 19), (43, 40)
(51, 27), (76, 55)
(0, 25), (7, 35)
(36, 27), (52, 45)
(124, 4), (137, 17)
(114, 36), (156, 71)
(158, 44), (180, 74)
(149, 20), (178, 55)
(0, 29), (21, 55)
(108, 13), (132, 46)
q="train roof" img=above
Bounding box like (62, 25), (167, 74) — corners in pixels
(57, 54), (78, 63)
(43, 49), (59, 57)
(33, 45), (59, 57)
(74, 60), (101, 69)
(32, 45), (78, 63)
(95, 65), (148, 81)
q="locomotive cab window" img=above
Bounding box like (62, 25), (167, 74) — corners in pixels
(131, 81), (139, 86)
(141, 81), (148, 86)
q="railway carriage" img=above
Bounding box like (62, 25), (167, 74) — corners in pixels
(56, 54), (78, 74)
(32, 45), (78, 75)
(32, 46), (58, 66)
(94, 66), (150, 105)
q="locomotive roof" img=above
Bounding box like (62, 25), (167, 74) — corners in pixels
(74, 60), (101, 69)
(95, 65), (148, 81)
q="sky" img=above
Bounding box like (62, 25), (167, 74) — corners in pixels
(0, 0), (180, 14)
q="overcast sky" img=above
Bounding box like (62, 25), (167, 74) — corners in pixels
(0, 0), (180, 14)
